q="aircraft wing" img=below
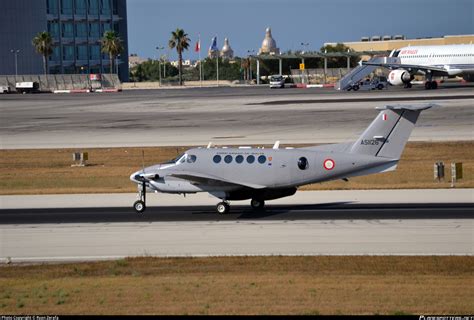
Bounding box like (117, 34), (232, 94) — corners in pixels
(169, 171), (266, 189)
(362, 61), (448, 75)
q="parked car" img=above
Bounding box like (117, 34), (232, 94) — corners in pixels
(0, 85), (10, 94)
(269, 75), (285, 88)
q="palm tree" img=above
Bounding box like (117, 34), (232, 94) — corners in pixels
(101, 30), (124, 78)
(168, 28), (190, 85)
(32, 31), (53, 75)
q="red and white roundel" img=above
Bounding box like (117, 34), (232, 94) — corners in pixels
(323, 159), (335, 170)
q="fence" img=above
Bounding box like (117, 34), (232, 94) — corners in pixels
(0, 74), (121, 92)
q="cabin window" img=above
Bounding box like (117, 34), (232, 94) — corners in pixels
(187, 155), (197, 163)
(298, 157), (309, 170)
(258, 155), (266, 164)
(236, 155), (244, 163)
(247, 155), (255, 164)
(224, 155), (233, 163)
(213, 155), (221, 163)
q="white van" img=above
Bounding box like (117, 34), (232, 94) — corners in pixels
(269, 75), (285, 88)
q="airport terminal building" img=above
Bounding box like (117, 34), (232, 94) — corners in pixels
(325, 34), (474, 53)
(0, 0), (129, 81)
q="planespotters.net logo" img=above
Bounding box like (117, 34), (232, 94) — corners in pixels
(419, 316), (474, 320)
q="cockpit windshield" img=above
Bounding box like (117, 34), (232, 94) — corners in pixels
(162, 153), (186, 165)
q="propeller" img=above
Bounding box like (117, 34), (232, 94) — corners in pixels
(135, 150), (159, 182)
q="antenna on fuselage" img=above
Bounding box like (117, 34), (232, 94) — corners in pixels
(273, 141), (280, 149)
(207, 142), (213, 148)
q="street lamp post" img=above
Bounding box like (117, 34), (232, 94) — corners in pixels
(300, 43), (309, 84)
(346, 48), (351, 71)
(115, 54), (120, 76)
(10, 49), (20, 76)
(324, 49), (328, 84)
(300, 42), (309, 54)
(156, 46), (164, 86)
(247, 50), (255, 84)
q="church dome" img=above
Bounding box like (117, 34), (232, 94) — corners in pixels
(259, 27), (279, 55)
(221, 38), (234, 59)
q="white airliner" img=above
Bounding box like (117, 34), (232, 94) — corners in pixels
(365, 44), (474, 89)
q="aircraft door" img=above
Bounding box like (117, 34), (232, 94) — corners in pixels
(272, 151), (292, 187)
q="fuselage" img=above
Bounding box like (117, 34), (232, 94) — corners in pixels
(389, 44), (474, 76)
(131, 147), (395, 199)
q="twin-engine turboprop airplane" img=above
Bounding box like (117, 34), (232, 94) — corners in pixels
(130, 104), (437, 214)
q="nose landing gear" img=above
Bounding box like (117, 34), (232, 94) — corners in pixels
(133, 181), (147, 213)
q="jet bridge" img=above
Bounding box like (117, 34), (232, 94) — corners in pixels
(336, 56), (399, 90)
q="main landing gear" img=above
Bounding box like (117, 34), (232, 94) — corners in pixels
(133, 181), (146, 213)
(215, 198), (266, 214)
(216, 201), (230, 214)
(424, 80), (438, 90)
(424, 72), (438, 90)
(250, 198), (265, 210)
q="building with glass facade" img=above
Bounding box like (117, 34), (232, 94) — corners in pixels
(0, 0), (129, 81)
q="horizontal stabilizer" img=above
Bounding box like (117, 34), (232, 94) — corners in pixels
(376, 103), (440, 111)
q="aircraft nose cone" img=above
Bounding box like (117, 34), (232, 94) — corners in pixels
(130, 171), (141, 183)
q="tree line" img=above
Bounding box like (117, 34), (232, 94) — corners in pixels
(32, 27), (355, 84)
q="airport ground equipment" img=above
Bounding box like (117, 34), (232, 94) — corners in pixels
(451, 163), (463, 188)
(336, 57), (398, 90)
(434, 162), (445, 182)
(15, 81), (39, 94)
(130, 104), (438, 214)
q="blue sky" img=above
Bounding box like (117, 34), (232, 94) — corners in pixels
(127, 0), (473, 60)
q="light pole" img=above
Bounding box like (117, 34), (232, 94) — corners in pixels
(300, 43), (309, 84)
(115, 54), (121, 75)
(300, 42), (309, 54)
(247, 50), (255, 83)
(10, 49), (20, 76)
(156, 46), (164, 86)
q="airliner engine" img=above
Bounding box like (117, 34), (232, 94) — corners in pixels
(388, 69), (413, 86)
(463, 74), (474, 82)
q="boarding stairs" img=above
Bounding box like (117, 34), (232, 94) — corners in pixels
(336, 56), (399, 90)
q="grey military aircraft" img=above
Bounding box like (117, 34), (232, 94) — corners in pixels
(130, 104), (437, 214)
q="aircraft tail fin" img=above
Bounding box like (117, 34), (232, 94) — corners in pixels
(350, 104), (438, 159)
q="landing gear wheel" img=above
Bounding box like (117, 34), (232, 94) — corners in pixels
(250, 199), (265, 210)
(133, 180), (147, 214)
(133, 200), (146, 213)
(405, 82), (412, 88)
(352, 85), (359, 91)
(431, 81), (438, 89)
(425, 81), (432, 90)
(216, 202), (230, 214)
(377, 84), (384, 90)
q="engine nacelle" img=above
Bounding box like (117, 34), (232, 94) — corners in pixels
(462, 74), (474, 82)
(224, 188), (297, 201)
(388, 69), (412, 86)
